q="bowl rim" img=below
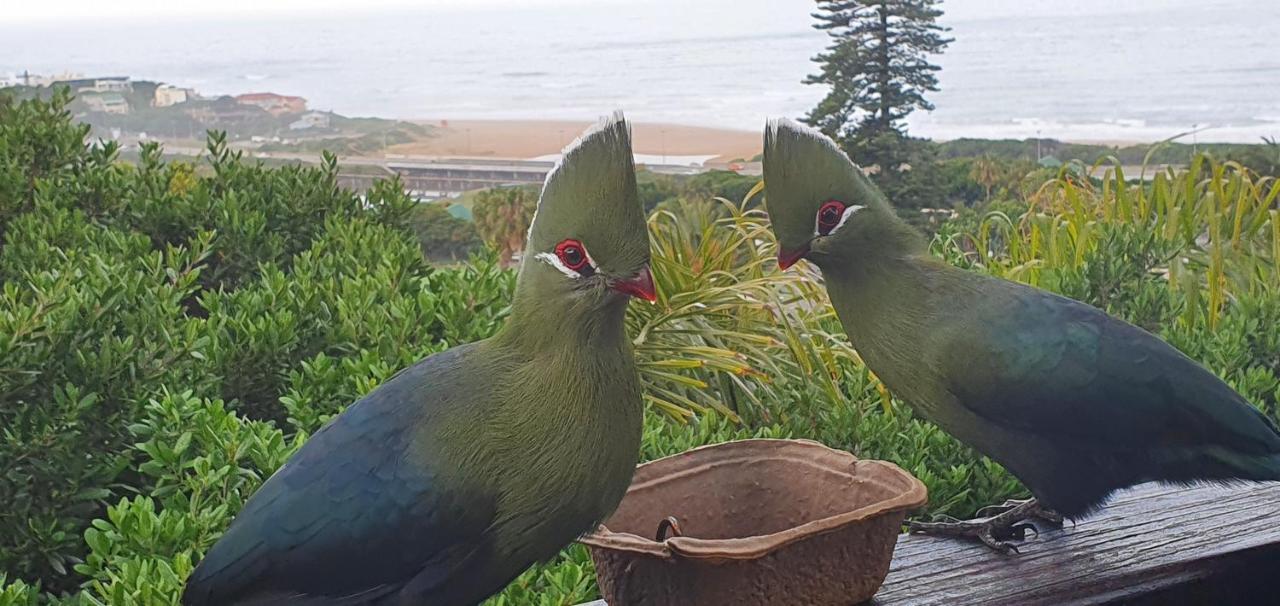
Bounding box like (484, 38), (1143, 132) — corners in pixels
(579, 438), (927, 560)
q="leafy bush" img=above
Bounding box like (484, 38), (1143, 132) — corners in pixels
(3, 92), (1278, 605)
(0, 576), (38, 606)
(0, 92), (458, 596)
(406, 203), (482, 261)
(74, 390), (300, 605)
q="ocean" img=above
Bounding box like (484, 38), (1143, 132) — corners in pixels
(2, 0), (1277, 142)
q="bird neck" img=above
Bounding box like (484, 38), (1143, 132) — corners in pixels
(818, 208), (930, 289)
(825, 252), (936, 330)
(496, 290), (632, 357)
(855, 208), (929, 258)
(816, 213), (941, 385)
(487, 288), (642, 484)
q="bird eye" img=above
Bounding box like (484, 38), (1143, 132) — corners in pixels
(817, 200), (846, 235)
(554, 239), (592, 273)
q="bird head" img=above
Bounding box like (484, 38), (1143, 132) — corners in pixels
(517, 111), (654, 312)
(762, 118), (896, 271)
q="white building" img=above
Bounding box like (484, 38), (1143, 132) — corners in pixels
(91, 77), (132, 93)
(289, 111), (331, 130)
(153, 84), (190, 107)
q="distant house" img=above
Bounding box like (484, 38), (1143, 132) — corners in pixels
(54, 76), (132, 94)
(92, 77), (133, 93)
(288, 111), (331, 130)
(83, 93), (130, 115)
(153, 84), (191, 107)
(234, 92), (307, 116)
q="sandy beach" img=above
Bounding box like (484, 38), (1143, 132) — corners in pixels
(398, 119), (762, 165)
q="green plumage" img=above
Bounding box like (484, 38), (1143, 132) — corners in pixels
(184, 113), (650, 605)
(762, 119), (1280, 517)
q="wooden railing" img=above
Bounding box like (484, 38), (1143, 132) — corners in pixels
(580, 482), (1280, 605)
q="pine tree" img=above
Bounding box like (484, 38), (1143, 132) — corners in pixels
(803, 0), (952, 171)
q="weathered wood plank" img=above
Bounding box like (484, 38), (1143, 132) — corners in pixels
(870, 481), (1280, 605)
(578, 482), (1280, 605)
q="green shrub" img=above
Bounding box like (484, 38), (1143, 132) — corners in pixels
(74, 390), (299, 606)
(407, 202), (483, 261)
(0, 195), (214, 589)
(4, 92), (1279, 606)
(0, 92), (424, 595)
(0, 576), (39, 606)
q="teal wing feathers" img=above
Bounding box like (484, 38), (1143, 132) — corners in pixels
(942, 285), (1280, 455)
(183, 344), (497, 605)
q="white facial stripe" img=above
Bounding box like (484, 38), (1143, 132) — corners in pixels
(534, 243), (597, 279)
(813, 204), (866, 237)
(535, 252), (581, 278)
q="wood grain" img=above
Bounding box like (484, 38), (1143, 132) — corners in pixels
(871, 482), (1280, 605)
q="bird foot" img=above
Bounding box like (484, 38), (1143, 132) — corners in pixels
(908, 498), (1063, 555)
(974, 498), (1063, 525)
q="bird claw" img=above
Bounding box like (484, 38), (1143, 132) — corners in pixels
(1006, 522), (1039, 541)
(908, 498), (1064, 555)
(978, 527), (1019, 555)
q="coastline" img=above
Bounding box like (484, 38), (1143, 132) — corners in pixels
(402, 119), (762, 165)
(394, 118), (1253, 166)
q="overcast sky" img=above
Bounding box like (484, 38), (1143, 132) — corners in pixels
(4, 0), (626, 22)
(2, 0), (1199, 24)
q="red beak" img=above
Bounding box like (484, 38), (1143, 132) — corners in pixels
(610, 266), (657, 303)
(777, 246), (810, 270)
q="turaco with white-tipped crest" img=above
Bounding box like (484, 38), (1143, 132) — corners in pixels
(762, 118), (1280, 552)
(183, 112), (655, 605)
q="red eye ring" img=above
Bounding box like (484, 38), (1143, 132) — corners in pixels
(554, 239), (591, 272)
(817, 200), (846, 235)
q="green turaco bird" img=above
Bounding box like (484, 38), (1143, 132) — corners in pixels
(762, 118), (1280, 552)
(183, 113), (655, 605)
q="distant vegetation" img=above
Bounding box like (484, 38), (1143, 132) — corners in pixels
(2, 91), (1278, 604)
(804, 0), (952, 211)
(936, 136), (1280, 173)
(634, 168), (762, 214)
(2, 83), (434, 148)
(417, 169), (765, 264)
(408, 203), (483, 263)
(471, 186), (537, 267)
(257, 119), (434, 156)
